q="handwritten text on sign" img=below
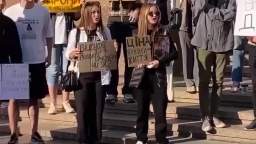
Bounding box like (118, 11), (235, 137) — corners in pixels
(126, 36), (152, 67)
(78, 40), (117, 73)
(0, 64), (29, 100)
(235, 0), (256, 36)
(42, 0), (80, 13)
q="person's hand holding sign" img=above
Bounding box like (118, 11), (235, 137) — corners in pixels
(69, 48), (82, 60)
(146, 60), (159, 69)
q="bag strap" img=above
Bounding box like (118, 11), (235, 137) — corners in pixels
(76, 28), (81, 47)
(66, 28), (81, 73)
(73, 28), (81, 69)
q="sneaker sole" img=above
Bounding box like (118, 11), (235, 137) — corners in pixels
(214, 124), (226, 128)
(202, 126), (213, 132)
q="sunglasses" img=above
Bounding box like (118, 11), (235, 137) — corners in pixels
(148, 11), (160, 17)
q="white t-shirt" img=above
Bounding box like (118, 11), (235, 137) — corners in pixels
(4, 3), (53, 64)
(54, 13), (67, 44)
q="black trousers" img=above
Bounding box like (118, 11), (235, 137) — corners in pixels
(132, 70), (168, 143)
(74, 74), (105, 144)
(107, 22), (136, 95)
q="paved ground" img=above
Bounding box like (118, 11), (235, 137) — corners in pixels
(0, 134), (233, 144)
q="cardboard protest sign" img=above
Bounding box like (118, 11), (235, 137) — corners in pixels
(78, 40), (117, 73)
(234, 0), (256, 36)
(0, 64), (29, 100)
(42, 0), (80, 13)
(126, 36), (152, 67)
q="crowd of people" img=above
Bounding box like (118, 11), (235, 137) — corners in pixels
(1, 0), (256, 144)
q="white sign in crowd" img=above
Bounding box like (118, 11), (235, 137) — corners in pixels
(235, 0), (256, 36)
(0, 64), (29, 100)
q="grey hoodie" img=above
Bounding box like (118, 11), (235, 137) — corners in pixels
(191, 0), (236, 52)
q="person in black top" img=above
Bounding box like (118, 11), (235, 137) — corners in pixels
(106, 0), (169, 104)
(0, 0), (22, 63)
(132, 3), (175, 144)
(0, 0), (23, 144)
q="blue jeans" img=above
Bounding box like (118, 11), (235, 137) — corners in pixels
(232, 36), (246, 84)
(46, 44), (68, 86)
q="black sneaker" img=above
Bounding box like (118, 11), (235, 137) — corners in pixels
(8, 133), (18, 144)
(105, 94), (117, 105)
(123, 94), (135, 103)
(31, 132), (45, 144)
(201, 116), (213, 132)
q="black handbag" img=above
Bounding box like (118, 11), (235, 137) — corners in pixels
(169, 8), (182, 30)
(62, 62), (82, 92)
(61, 28), (81, 92)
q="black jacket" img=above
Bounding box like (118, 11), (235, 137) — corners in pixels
(130, 26), (177, 87)
(0, 12), (22, 63)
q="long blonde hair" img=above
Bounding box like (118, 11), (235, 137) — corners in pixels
(137, 4), (161, 37)
(78, 1), (104, 33)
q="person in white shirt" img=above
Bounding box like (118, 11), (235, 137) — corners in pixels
(37, 0), (76, 115)
(4, 0), (53, 143)
(66, 1), (112, 143)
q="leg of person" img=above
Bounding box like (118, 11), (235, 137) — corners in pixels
(210, 52), (228, 128)
(106, 22), (123, 104)
(133, 84), (150, 143)
(179, 31), (196, 93)
(74, 75), (92, 143)
(87, 82), (97, 144)
(197, 48), (214, 132)
(95, 81), (106, 142)
(29, 63), (48, 143)
(193, 47), (199, 92)
(61, 46), (74, 113)
(245, 44), (256, 130)
(166, 61), (174, 102)
(46, 45), (61, 114)
(8, 99), (19, 144)
(231, 36), (245, 92)
(150, 74), (168, 143)
(122, 23), (136, 103)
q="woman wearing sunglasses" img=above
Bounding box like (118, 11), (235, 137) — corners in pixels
(133, 3), (176, 144)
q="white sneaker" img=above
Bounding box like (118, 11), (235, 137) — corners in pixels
(63, 102), (75, 113)
(48, 104), (57, 115)
(186, 86), (196, 93)
(136, 141), (147, 144)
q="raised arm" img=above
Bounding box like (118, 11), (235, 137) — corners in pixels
(206, 0), (236, 22)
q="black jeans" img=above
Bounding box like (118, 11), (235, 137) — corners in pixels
(133, 70), (168, 143)
(107, 22), (136, 95)
(74, 74), (105, 144)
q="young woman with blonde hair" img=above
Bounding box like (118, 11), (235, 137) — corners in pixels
(65, 1), (112, 143)
(132, 3), (176, 144)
